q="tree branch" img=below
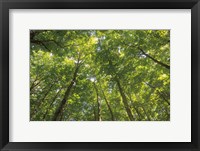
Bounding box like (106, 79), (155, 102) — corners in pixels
(139, 48), (170, 70)
(31, 39), (51, 51)
(145, 82), (170, 105)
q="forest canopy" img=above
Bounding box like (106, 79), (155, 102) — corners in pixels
(30, 30), (170, 121)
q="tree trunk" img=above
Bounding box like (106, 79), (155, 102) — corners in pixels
(99, 83), (114, 121)
(115, 78), (135, 121)
(128, 94), (142, 121)
(38, 84), (54, 108)
(30, 77), (44, 93)
(93, 106), (97, 121)
(93, 83), (101, 121)
(31, 84), (54, 120)
(107, 59), (134, 121)
(142, 106), (151, 121)
(52, 64), (80, 121)
(134, 106), (142, 120)
(43, 88), (62, 120)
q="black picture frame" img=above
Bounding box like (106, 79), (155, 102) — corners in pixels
(0, 0), (200, 151)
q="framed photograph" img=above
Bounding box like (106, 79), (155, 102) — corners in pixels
(0, 0), (199, 151)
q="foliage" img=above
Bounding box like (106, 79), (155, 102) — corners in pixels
(30, 30), (170, 121)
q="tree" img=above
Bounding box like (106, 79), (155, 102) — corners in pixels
(30, 30), (170, 121)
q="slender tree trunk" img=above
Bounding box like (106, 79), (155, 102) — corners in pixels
(142, 106), (151, 121)
(93, 106), (97, 121)
(30, 75), (39, 91)
(31, 84), (54, 119)
(93, 83), (101, 121)
(99, 83), (114, 121)
(134, 106), (142, 120)
(107, 59), (134, 121)
(30, 78), (43, 93)
(128, 94), (142, 121)
(38, 84), (54, 108)
(115, 78), (135, 121)
(59, 111), (64, 121)
(52, 64), (80, 121)
(43, 88), (62, 120)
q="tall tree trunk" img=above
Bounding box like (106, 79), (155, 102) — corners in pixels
(30, 77), (44, 93)
(99, 83), (114, 121)
(142, 106), (151, 121)
(30, 75), (39, 91)
(115, 78), (135, 121)
(38, 84), (54, 108)
(52, 64), (80, 121)
(93, 83), (101, 121)
(134, 106), (142, 120)
(93, 106), (97, 121)
(128, 94), (142, 121)
(43, 87), (62, 120)
(107, 58), (134, 121)
(59, 111), (64, 121)
(31, 84), (54, 120)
